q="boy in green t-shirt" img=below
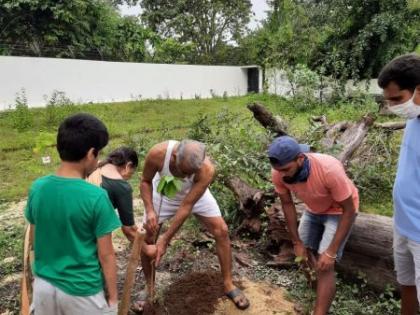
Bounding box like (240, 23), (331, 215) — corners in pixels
(25, 113), (121, 314)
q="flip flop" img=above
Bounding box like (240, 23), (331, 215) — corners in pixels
(225, 287), (250, 310)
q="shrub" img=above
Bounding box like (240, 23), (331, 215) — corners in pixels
(10, 89), (33, 131)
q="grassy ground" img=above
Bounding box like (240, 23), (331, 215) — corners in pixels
(0, 93), (399, 212)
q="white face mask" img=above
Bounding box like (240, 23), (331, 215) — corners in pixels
(387, 90), (420, 119)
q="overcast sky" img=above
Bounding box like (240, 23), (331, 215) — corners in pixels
(119, 0), (269, 30)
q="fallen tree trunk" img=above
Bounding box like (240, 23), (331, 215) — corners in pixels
(226, 176), (266, 236)
(266, 203), (396, 290)
(247, 102), (288, 137)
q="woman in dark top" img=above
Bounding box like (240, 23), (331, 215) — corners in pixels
(88, 147), (156, 257)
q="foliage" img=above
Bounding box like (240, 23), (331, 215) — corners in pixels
(140, 0), (252, 64)
(110, 16), (150, 62)
(241, 0), (419, 81)
(44, 90), (76, 126)
(286, 269), (400, 315)
(32, 131), (56, 155)
(186, 108), (273, 223)
(0, 0), (150, 62)
(148, 37), (196, 64)
(157, 175), (183, 198)
(347, 129), (400, 216)
(10, 89), (33, 131)
(285, 64), (322, 110)
(316, 0), (420, 79)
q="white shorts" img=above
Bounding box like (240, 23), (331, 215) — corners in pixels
(394, 228), (420, 303)
(145, 189), (221, 224)
(31, 277), (117, 315)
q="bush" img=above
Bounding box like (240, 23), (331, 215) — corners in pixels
(44, 91), (76, 126)
(10, 89), (33, 131)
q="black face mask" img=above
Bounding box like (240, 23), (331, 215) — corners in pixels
(283, 156), (311, 184)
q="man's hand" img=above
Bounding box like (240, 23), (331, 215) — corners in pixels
(293, 241), (308, 261)
(317, 251), (336, 272)
(155, 236), (169, 266)
(145, 211), (158, 235)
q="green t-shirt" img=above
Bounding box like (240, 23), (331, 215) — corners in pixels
(25, 175), (121, 296)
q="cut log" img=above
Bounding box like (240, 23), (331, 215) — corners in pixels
(247, 102), (288, 136)
(266, 203), (396, 290)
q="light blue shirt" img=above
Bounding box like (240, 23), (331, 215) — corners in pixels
(394, 118), (420, 242)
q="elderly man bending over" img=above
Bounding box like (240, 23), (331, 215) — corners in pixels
(134, 140), (249, 311)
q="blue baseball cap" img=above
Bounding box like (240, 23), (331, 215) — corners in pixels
(268, 136), (310, 166)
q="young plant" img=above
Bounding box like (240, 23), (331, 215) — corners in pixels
(157, 175), (183, 198)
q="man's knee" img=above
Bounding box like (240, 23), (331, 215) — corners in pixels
(212, 222), (229, 240)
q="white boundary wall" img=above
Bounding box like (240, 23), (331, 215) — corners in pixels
(266, 68), (382, 97)
(0, 56), (256, 109)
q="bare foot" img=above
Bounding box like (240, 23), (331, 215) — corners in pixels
(142, 244), (157, 258)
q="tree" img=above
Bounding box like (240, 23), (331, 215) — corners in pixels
(110, 16), (150, 62)
(313, 0), (420, 79)
(140, 0), (253, 64)
(241, 0), (419, 80)
(0, 0), (121, 59)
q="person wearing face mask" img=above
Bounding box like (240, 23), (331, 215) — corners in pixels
(378, 53), (420, 315)
(268, 136), (358, 315)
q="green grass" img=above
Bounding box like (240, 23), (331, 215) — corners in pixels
(0, 93), (399, 217)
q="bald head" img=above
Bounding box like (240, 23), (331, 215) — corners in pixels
(176, 140), (206, 173)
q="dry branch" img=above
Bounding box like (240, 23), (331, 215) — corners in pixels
(374, 121), (406, 130)
(247, 102), (287, 136)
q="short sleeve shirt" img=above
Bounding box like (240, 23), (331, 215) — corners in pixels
(25, 175), (121, 296)
(271, 153), (359, 214)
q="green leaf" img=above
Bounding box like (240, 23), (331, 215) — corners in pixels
(294, 256), (304, 264)
(173, 177), (183, 191)
(157, 176), (167, 193)
(158, 175), (182, 198)
(164, 183), (178, 198)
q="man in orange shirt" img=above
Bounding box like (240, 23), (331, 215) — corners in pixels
(268, 136), (358, 315)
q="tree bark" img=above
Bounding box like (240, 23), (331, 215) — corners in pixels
(247, 102), (288, 136)
(226, 176), (266, 236)
(336, 114), (375, 164)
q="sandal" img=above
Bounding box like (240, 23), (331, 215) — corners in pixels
(225, 287), (250, 310)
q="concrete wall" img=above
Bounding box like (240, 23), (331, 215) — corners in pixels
(0, 56), (259, 109)
(266, 68), (382, 98)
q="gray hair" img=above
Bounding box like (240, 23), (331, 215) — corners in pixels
(176, 140), (206, 171)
